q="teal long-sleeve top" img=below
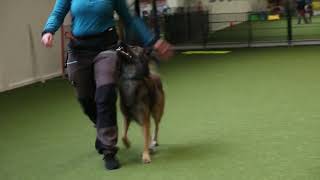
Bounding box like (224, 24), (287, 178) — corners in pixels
(43, 0), (156, 47)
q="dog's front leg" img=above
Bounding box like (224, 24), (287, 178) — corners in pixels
(142, 112), (151, 164)
(122, 117), (131, 149)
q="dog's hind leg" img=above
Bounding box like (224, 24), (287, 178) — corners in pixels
(122, 117), (131, 149)
(151, 90), (165, 149)
(151, 110), (162, 148)
(142, 111), (152, 164)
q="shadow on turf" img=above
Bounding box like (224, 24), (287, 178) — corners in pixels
(119, 140), (231, 166)
(39, 140), (231, 174)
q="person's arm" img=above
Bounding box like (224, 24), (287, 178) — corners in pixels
(114, 0), (156, 47)
(42, 0), (71, 36)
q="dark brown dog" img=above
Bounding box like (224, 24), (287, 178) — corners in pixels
(116, 44), (165, 163)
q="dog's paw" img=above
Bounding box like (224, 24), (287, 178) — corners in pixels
(142, 153), (151, 164)
(122, 137), (131, 149)
(149, 141), (157, 154)
(151, 140), (159, 147)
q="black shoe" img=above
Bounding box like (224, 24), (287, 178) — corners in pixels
(95, 138), (104, 155)
(103, 154), (121, 170)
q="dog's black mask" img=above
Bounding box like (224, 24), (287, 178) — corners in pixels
(116, 43), (150, 80)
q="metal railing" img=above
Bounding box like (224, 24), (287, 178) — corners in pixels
(149, 10), (320, 47)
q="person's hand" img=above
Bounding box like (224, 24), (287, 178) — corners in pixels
(41, 33), (54, 48)
(153, 39), (173, 60)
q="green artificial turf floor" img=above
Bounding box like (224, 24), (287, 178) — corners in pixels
(1, 46), (320, 180)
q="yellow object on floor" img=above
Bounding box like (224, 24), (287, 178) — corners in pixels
(268, 14), (280, 21)
(313, 2), (320, 10)
(182, 51), (231, 55)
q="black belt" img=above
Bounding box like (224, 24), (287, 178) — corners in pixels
(69, 27), (118, 51)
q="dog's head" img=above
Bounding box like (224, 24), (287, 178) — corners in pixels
(116, 42), (152, 80)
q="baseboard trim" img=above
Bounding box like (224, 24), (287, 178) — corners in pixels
(0, 72), (62, 93)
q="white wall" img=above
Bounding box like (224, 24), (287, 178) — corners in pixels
(250, 0), (268, 12)
(0, 0), (10, 92)
(206, 0), (251, 13)
(0, 0), (63, 92)
(165, 0), (268, 12)
(164, 0), (264, 16)
(201, 0), (268, 31)
(168, 0), (185, 7)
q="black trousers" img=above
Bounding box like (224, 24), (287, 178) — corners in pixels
(67, 48), (119, 155)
